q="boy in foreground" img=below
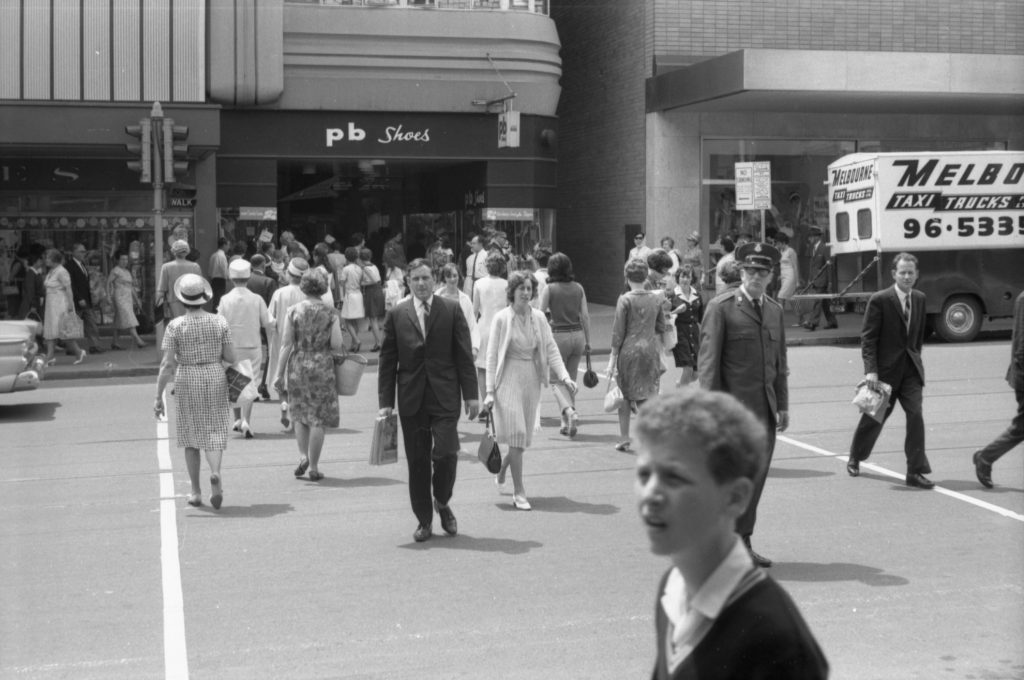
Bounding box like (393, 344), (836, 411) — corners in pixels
(635, 388), (828, 679)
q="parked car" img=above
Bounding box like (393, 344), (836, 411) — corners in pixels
(0, 319), (46, 393)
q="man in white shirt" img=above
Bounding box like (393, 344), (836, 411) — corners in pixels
(629, 232), (653, 262)
(218, 259), (272, 437)
(634, 388), (828, 679)
(463, 235), (488, 298)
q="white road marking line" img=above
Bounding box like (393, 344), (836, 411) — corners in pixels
(156, 416), (189, 679)
(777, 434), (1024, 523)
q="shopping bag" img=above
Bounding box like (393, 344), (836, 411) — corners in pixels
(59, 312), (83, 340)
(603, 376), (624, 413)
(661, 316), (678, 351)
(852, 380), (892, 423)
(230, 359), (258, 407)
(225, 364), (252, 404)
(334, 353), (368, 396)
(369, 413), (399, 465)
(476, 409), (502, 474)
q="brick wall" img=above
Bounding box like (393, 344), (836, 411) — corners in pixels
(552, 0), (648, 305)
(650, 0), (1024, 74)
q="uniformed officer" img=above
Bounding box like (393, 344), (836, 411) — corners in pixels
(697, 242), (789, 567)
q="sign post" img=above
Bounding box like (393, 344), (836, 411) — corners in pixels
(735, 161), (772, 240)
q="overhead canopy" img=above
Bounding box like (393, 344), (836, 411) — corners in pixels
(646, 49), (1024, 115)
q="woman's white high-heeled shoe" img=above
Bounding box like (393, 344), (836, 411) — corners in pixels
(512, 493), (531, 511)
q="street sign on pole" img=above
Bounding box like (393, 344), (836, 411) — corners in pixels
(735, 161), (772, 210)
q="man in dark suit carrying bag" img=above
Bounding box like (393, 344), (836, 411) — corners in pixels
(378, 259), (479, 542)
(846, 252), (934, 489)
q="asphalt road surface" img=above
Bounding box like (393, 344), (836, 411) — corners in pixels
(1, 340), (1022, 679)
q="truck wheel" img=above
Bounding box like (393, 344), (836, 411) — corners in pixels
(935, 296), (982, 343)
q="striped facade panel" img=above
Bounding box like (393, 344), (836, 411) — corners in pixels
(0, 0), (206, 103)
(112, 0), (142, 100)
(53, 0), (82, 100)
(208, 0), (284, 106)
(173, 0), (206, 102)
(22, 2), (51, 99)
(83, 0), (112, 101)
(0, 3), (20, 98)
(142, 1), (171, 101)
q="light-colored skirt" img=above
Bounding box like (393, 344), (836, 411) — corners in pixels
(493, 357), (541, 449)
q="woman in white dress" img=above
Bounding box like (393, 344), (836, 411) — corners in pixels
(484, 270), (576, 510)
(435, 263), (479, 359)
(472, 252), (509, 405)
(775, 230), (799, 310)
(42, 248), (86, 365)
(338, 246), (366, 351)
(107, 251), (146, 349)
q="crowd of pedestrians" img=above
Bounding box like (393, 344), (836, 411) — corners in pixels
(133, 223), (1024, 679)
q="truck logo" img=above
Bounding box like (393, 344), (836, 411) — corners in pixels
(893, 159), (1024, 187)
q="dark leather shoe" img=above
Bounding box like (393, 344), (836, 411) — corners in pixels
(413, 524), (432, 542)
(846, 457), (860, 477)
(973, 451), (993, 489)
(742, 536), (772, 568)
(801, 323), (817, 331)
(257, 385), (271, 401)
(88, 346), (106, 354)
(906, 473), (935, 489)
(824, 323), (838, 330)
(435, 500), (457, 536)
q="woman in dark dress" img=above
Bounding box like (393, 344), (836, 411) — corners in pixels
(666, 263), (704, 387)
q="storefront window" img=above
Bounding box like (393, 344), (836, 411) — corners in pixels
(0, 194), (193, 321)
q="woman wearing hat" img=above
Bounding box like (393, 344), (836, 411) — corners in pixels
(155, 273), (237, 509)
(156, 240), (202, 321)
(267, 257), (310, 404)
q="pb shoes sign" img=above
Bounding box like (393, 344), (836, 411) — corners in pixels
(326, 123), (431, 147)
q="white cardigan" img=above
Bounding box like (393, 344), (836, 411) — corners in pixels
(485, 306), (570, 394)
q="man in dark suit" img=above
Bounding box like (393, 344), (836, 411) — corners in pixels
(698, 242), (789, 567)
(847, 252), (934, 488)
(378, 258), (479, 542)
(68, 243), (104, 353)
(971, 290), (1024, 488)
(800, 226), (837, 331)
(246, 254), (279, 400)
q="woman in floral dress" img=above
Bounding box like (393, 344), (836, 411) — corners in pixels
(107, 251), (146, 349)
(274, 270), (345, 481)
(607, 258), (666, 452)
(154, 274), (236, 509)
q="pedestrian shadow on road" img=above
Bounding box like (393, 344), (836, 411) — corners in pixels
(933, 479), (1023, 494)
(770, 562), (909, 587)
(189, 503), (294, 519)
(0, 402), (61, 421)
(399, 535), (543, 554)
(301, 476), (403, 488)
(768, 467), (833, 479)
(495, 496), (620, 515)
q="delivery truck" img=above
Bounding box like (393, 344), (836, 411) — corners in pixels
(821, 150), (1024, 342)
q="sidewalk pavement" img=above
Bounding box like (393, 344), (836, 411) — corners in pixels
(42, 300), (870, 381)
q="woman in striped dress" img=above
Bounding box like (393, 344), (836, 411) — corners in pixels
(484, 270), (577, 511)
(155, 274), (236, 509)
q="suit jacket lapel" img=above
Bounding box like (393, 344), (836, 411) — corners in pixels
(735, 292), (761, 325)
(405, 300), (424, 339)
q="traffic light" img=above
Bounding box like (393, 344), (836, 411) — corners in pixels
(162, 118), (189, 183)
(125, 118), (152, 183)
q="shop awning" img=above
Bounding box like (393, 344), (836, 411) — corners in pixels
(646, 49), (1024, 115)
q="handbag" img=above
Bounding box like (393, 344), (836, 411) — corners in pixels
(603, 375), (624, 413)
(225, 365), (252, 404)
(59, 311), (84, 340)
(476, 409), (502, 474)
(582, 349), (599, 388)
(334, 353), (368, 396)
(369, 413), (399, 465)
